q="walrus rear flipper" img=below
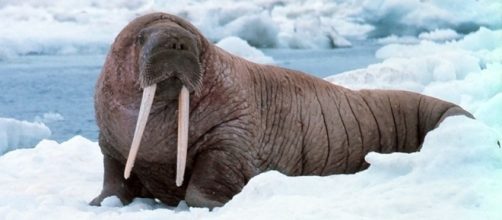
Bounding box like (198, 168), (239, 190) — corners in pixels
(357, 89), (473, 153)
(418, 95), (474, 132)
(437, 106), (475, 125)
(413, 94), (474, 151)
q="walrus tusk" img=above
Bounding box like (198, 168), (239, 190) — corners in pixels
(124, 84), (157, 179)
(176, 85), (189, 187)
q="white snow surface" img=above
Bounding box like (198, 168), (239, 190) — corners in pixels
(1, 25), (502, 219)
(0, 0), (500, 57)
(0, 117), (501, 219)
(0, 118), (51, 154)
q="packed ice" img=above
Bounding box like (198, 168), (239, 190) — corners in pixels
(0, 0), (501, 219)
(327, 28), (502, 127)
(0, 0), (500, 57)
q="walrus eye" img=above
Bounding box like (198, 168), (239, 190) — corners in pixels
(137, 33), (145, 45)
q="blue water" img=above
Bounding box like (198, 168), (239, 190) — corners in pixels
(0, 44), (379, 142)
(262, 42), (380, 78)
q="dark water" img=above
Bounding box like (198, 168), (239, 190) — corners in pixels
(0, 45), (379, 142)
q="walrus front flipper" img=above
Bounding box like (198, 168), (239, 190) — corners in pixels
(90, 155), (147, 206)
(90, 137), (153, 206)
(185, 148), (258, 209)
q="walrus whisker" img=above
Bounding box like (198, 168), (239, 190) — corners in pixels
(176, 85), (189, 187)
(124, 84), (157, 179)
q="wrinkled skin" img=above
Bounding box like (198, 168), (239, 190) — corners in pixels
(91, 13), (473, 208)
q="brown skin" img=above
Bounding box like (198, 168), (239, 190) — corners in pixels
(91, 13), (473, 208)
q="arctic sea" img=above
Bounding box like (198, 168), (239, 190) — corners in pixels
(0, 44), (379, 142)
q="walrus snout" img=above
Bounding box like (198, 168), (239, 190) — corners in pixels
(137, 23), (202, 93)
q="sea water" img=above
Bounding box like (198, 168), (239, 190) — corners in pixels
(0, 45), (379, 142)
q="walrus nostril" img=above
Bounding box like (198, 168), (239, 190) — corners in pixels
(158, 38), (190, 51)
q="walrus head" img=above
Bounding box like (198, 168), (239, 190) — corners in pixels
(137, 22), (202, 95)
(122, 17), (204, 187)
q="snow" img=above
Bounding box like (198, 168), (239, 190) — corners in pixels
(327, 28), (502, 131)
(216, 36), (274, 64)
(1, 0), (500, 57)
(227, 117), (502, 219)
(0, 118), (51, 154)
(0, 118), (500, 219)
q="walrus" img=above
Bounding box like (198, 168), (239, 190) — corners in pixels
(90, 12), (472, 208)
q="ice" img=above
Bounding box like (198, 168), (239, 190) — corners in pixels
(216, 36), (274, 64)
(360, 0), (502, 38)
(1, 0), (500, 56)
(1, 1), (502, 219)
(35, 112), (65, 124)
(101, 196), (123, 208)
(226, 117), (502, 220)
(221, 12), (279, 48)
(0, 117), (51, 154)
(1, 23), (502, 219)
(377, 35), (420, 45)
(475, 93), (502, 132)
(0, 117), (500, 219)
(327, 28), (502, 132)
(418, 28), (460, 41)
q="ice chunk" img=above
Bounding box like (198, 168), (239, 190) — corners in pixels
(223, 12), (279, 48)
(418, 28), (460, 41)
(216, 36), (274, 64)
(0, 117), (51, 154)
(35, 112), (65, 124)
